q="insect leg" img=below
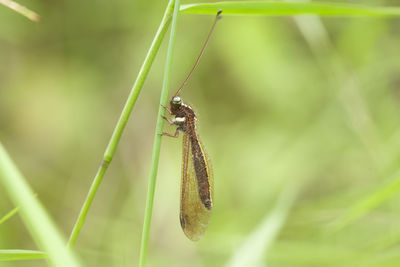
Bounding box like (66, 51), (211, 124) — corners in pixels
(161, 115), (175, 125)
(160, 128), (180, 138)
(161, 105), (173, 115)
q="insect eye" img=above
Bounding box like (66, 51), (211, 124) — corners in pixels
(172, 96), (182, 106)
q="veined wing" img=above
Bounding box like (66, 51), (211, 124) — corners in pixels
(180, 132), (213, 241)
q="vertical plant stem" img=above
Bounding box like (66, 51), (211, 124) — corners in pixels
(138, 0), (180, 266)
(67, 1), (175, 248)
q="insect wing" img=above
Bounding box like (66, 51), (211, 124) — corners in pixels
(180, 132), (213, 241)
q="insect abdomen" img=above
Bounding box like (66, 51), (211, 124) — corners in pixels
(190, 135), (212, 210)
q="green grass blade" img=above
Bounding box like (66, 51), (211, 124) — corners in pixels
(0, 0), (39, 21)
(0, 249), (46, 261)
(329, 170), (400, 233)
(0, 143), (81, 267)
(180, 1), (400, 16)
(0, 206), (19, 225)
(226, 186), (298, 267)
(138, 0), (180, 266)
(67, 0), (174, 248)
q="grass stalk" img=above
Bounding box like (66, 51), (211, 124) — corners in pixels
(0, 142), (80, 267)
(328, 170), (400, 234)
(180, 1), (400, 16)
(138, 0), (180, 266)
(0, 249), (46, 261)
(0, 206), (19, 225)
(0, 0), (39, 21)
(67, 0), (175, 248)
(226, 186), (298, 267)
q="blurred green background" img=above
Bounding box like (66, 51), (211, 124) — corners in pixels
(2, 0), (400, 266)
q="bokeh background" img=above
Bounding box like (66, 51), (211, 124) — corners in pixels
(2, 0), (400, 266)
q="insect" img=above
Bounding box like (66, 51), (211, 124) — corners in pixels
(161, 10), (222, 241)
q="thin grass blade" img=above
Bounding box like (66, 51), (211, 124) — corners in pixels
(0, 143), (81, 267)
(0, 250), (46, 261)
(0, 207), (19, 225)
(68, 0), (175, 248)
(329, 170), (400, 233)
(0, 0), (39, 21)
(225, 186), (298, 267)
(138, 0), (181, 265)
(180, 1), (400, 16)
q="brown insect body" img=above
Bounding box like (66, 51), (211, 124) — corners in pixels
(170, 97), (212, 210)
(163, 96), (214, 241)
(161, 10), (221, 241)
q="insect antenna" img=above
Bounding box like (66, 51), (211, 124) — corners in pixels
(173, 10), (223, 98)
